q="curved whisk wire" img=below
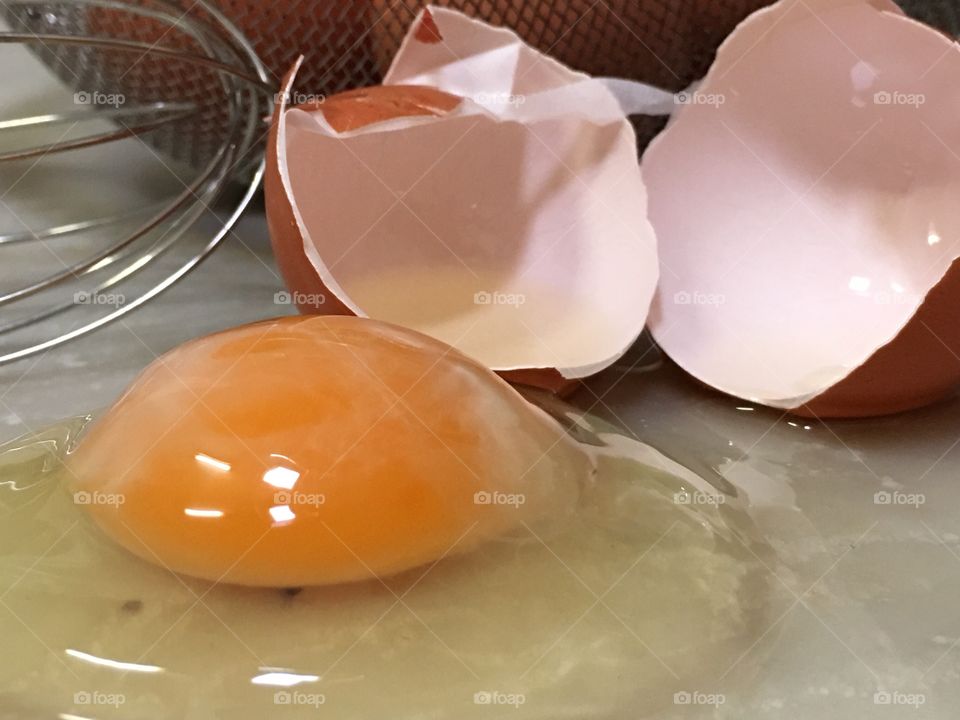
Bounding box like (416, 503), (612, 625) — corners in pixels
(0, 0), (272, 365)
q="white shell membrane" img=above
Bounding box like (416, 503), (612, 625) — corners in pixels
(277, 8), (660, 379)
(644, 1), (960, 407)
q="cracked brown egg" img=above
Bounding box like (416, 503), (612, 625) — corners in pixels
(265, 8), (661, 394)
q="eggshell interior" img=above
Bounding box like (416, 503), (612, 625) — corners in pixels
(643, 0), (960, 414)
(270, 8), (661, 381)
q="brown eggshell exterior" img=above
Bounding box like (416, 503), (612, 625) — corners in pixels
(501, 369), (579, 396)
(265, 64), (577, 393)
(793, 260), (960, 419)
(304, 84), (462, 133)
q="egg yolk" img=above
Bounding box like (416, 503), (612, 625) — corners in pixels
(67, 316), (584, 587)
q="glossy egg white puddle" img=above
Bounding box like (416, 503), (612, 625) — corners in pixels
(0, 409), (772, 719)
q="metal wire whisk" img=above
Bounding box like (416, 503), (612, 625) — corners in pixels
(0, 0), (271, 365)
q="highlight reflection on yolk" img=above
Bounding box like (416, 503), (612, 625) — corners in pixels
(67, 316), (583, 587)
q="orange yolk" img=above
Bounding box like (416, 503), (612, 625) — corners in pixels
(67, 316), (584, 587)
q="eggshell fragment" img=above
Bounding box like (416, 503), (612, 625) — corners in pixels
(643, 0), (960, 417)
(304, 84), (461, 132)
(265, 7), (664, 391)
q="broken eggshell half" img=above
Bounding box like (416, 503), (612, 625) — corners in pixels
(642, 0), (960, 418)
(265, 7), (662, 392)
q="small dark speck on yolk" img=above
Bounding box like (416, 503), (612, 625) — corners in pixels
(121, 599), (143, 614)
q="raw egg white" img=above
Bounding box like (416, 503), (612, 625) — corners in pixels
(1, 409), (768, 719)
(66, 316), (586, 587)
